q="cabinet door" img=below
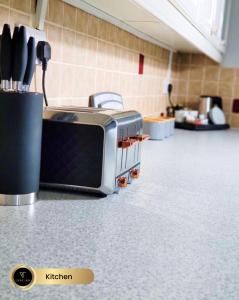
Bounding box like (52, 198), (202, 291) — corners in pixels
(171, 0), (198, 20)
(211, 0), (226, 40)
(170, 0), (226, 47)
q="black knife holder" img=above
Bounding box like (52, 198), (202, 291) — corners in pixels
(0, 91), (43, 205)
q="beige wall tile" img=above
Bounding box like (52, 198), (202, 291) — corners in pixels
(235, 69), (239, 82)
(191, 54), (205, 65)
(46, 23), (62, 61)
(179, 65), (190, 80)
(75, 33), (87, 65)
(222, 99), (232, 114)
(47, 0), (63, 25)
(30, 0), (36, 13)
(63, 2), (76, 30)
(188, 81), (202, 95)
(10, 0), (30, 13)
(186, 96), (199, 109)
(202, 82), (218, 95)
(62, 28), (76, 64)
(60, 64), (75, 97)
(177, 96), (186, 106)
(85, 36), (98, 67)
(231, 114), (239, 127)
(45, 62), (62, 98)
(218, 83), (233, 98)
(233, 85), (239, 98)
(204, 66), (220, 81)
(205, 56), (218, 66)
(76, 8), (88, 33)
(189, 66), (204, 80)
(178, 53), (191, 64)
(95, 69), (106, 93)
(0, 0), (9, 5)
(87, 14), (98, 37)
(97, 18), (108, 41)
(9, 10), (30, 27)
(177, 81), (188, 95)
(220, 68), (235, 83)
(0, 6), (9, 31)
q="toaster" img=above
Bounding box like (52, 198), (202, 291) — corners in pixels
(40, 107), (148, 195)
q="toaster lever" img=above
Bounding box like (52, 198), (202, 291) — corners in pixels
(131, 134), (150, 142)
(118, 138), (137, 149)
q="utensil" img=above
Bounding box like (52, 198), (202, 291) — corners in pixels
(198, 96), (213, 115)
(22, 37), (36, 92)
(209, 106), (226, 125)
(0, 24), (12, 90)
(12, 26), (28, 91)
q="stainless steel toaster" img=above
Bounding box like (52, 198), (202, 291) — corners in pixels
(40, 106), (148, 195)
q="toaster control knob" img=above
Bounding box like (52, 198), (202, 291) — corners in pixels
(117, 177), (128, 188)
(130, 169), (140, 179)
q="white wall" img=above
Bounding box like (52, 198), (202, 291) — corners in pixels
(222, 0), (239, 67)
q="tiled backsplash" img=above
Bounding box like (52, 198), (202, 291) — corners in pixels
(0, 0), (238, 126)
(174, 53), (239, 127)
(0, 0), (173, 116)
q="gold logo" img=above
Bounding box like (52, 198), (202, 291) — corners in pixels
(19, 272), (26, 278)
(10, 265), (36, 290)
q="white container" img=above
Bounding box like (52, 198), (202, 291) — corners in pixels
(143, 117), (175, 140)
(169, 118), (175, 136)
(164, 120), (170, 138)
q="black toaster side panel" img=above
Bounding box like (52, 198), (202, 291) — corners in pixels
(40, 121), (104, 188)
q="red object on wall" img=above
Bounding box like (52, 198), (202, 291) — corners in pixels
(233, 99), (239, 113)
(139, 54), (144, 75)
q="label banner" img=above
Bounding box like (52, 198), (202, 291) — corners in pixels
(35, 268), (94, 285)
(10, 265), (94, 290)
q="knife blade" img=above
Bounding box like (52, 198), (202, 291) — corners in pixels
(0, 24), (12, 90)
(22, 37), (36, 92)
(12, 26), (28, 91)
(0, 35), (2, 86)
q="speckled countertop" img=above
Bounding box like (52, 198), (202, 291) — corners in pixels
(0, 129), (239, 300)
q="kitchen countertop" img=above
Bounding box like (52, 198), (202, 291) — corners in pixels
(0, 129), (239, 300)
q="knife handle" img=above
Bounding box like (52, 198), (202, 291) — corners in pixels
(12, 26), (28, 89)
(11, 26), (19, 79)
(0, 24), (12, 85)
(23, 37), (36, 89)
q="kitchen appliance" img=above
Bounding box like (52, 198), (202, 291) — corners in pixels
(89, 92), (124, 109)
(209, 106), (226, 125)
(40, 107), (148, 195)
(198, 96), (223, 116)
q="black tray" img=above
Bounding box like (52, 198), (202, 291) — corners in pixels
(175, 122), (230, 131)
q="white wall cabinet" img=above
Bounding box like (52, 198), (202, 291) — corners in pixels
(170, 0), (226, 50)
(64, 0), (231, 63)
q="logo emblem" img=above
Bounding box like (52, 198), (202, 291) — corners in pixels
(10, 265), (36, 290)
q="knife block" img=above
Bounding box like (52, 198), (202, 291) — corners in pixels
(0, 91), (43, 205)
